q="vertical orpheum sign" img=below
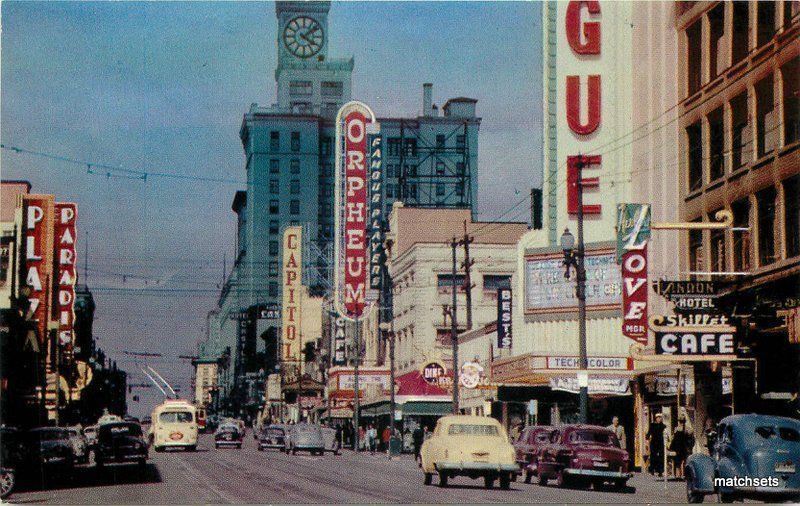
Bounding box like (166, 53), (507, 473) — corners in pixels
(565, 0), (603, 215)
(368, 135), (384, 290)
(281, 226), (302, 364)
(617, 204), (651, 344)
(334, 101), (377, 321)
(53, 203), (78, 350)
(23, 195), (54, 346)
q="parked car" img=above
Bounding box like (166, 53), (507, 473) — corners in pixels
(214, 423), (243, 449)
(685, 414), (800, 503)
(513, 425), (554, 483)
(94, 422), (149, 469)
(284, 424), (325, 455)
(1, 427), (24, 500)
(141, 416), (152, 426)
(258, 425), (287, 452)
(83, 425), (99, 448)
(66, 426), (90, 464)
(321, 426), (341, 455)
(22, 427), (75, 478)
(420, 415), (519, 489)
(537, 424), (631, 490)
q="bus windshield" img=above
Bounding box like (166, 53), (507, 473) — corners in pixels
(159, 411), (193, 423)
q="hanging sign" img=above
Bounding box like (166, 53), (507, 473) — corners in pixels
(653, 280), (719, 312)
(460, 361), (486, 389)
(368, 134), (384, 290)
(23, 195), (55, 346)
(617, 204), (651, 344)
(652, 314), (737, 356)
(53, 203), (77, 350)
(281, 226), (302, 362)
(497, 288), (512, 349)
(616, 204), (651, 262)
(421, 361), (448, 387)
(332, 314), (347, 366)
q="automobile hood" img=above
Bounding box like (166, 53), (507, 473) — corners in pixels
(571, 444), (627, 461)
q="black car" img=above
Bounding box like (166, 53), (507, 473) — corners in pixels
(22, 428), (75, 477)
(1, 427), (24, 499)
(94, 422), (149, 469)
(258, 425), (287, 451)
(214, 424), (243, 449)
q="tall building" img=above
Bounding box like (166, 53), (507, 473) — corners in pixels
(208, 1), (482, 410)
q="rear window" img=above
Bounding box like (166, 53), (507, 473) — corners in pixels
(102, 424), (142, 437)
(568, 430), (618, 447)
(448, 424), (499, 436)
(30, 429), (68, 441)
(755, 426), (800, 442)
(159, 411), (193, 423)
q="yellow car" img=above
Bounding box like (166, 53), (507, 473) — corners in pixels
(420, 415), (519, 489)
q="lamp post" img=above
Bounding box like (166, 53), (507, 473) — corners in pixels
(561, 226), (588, 424)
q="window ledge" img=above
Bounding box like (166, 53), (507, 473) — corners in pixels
(706, 179), (725, 192)
(778, 140), (800, 157)
(684, 188), (703, 202)
(682, 90), (703, 108)
(752, 153), (776, 170)
(728, 165), (750, 183)
(705, 75), (725, 93)
(726, 59), (748, 79)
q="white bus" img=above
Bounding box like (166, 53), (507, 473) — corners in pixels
(150, 400), (198, 452)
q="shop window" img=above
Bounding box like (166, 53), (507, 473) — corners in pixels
(270, 131), (280, 152)
(483, 275), (511, 291)
(270, 159), (279, 174)
(732, 199), (751, 272)
(291, 132), (300, 152)
(755, 75), (777, 158)
(782, 57), (800, 146)
(730, 92), (750, 169)
(757, 0), (776, 47)
(732, 1), (749, 64)
(757, 186), (777, 266)
(784, 176), (800, 258)
(686, 21), (702, 95)
(708, 107), (725, 181)
(709, 4), (725, 80)
(686, 121), (703, 191)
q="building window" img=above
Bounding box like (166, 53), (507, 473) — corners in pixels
(730, 92), (750, 169)
(689, 228), (704, 274)
(290, 179), (300, 194)
(269, 261), (279, 277)
(436, 162), (445, 175)
(270, 159), (279, 174)
(483, 275), (511, 291)
(456, 162), (465, 176)
(321, 102), (338, 117)
(387, 138), (402, 156)
(757, 186), (777, 266)
(436, 184), (445, 197)
(732, 198), (751, 272)
(269, 220), (279, 234)
(407, 164), (417, 177)
(404, 139), (417, 157)
(269, 241), (279, 255)
(757, 0), (776, 47)
(269, 282), (279, 297)
(290, 159), (300, 174)
(686, 121), (703, 191)
(289, 80), (313, 96)
(455, 182), (464, 197)
(291, 132), (300, 152)
(710, 218), (726, 273)
(755, 75), (777, 158)
(291, 102), (311, 114)
(686, 21), (702, 95)
(708, 107), (724, 181)
(386, 184), (394, 199)
(320, 136), (332, 156)
(409, 184), (418, 199)
(709, 4), (725, 80)
(321, 81), (343, 97)
(785, 1), (800, 28)
(782, 57), (800, 146)
(732, 2), (749, 64)
(269, 199), (279, 214)
(785, 176), (800, 258)
(456, 135), (466, 153)
(270, 179), (279, 193)
(436, 134), (445, 149)
(290, 199), (300, 215)
(437, 274), (465, 292)
(270, 131), (279, 152)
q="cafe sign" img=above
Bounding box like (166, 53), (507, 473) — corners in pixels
(651, 314), (737, 356)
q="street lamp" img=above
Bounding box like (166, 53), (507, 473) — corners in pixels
(561, 227), (588, 424)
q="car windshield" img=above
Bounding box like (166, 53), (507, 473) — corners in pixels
(447, 424), (499, 436)
(219, 425), (238, 432)
(569, 430), (618, 446)
(159, 411), (193, 423)
(102, 424), (142, 437)
(755, 426), (800, 443)
(30, 429), (68, 441)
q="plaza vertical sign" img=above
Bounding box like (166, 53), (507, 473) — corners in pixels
(23, 195), (55, 347)
(617, 204), (651, 344)
(53, 203), (77, 349)
(497, 288), (512, 349)
(281, 226), (302, 364)
(368, 135), (383, 290)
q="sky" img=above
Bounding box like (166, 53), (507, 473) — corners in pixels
(1, 1), (542, 417)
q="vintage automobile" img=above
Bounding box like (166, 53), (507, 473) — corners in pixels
(66, 426), (90, 464)
(1, 427), (24, 500)
(321, 426), (341, 455)
(284, 424), (326, 455)
(420, 415), (519, 489)
(258, 425), (287, 451)
(22, 427), (75, 478)
(537, 424), (631, 489)
(513, 425), (553, 483)
(83, 425), (99, 448)
(685, 414), (800, 503)
(94, 422), (149, 469)
(214, 423), (243, 449)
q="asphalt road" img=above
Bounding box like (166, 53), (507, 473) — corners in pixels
(10, 434), (691, 504)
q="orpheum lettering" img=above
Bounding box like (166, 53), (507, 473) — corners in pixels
(343, 111), (369, 317)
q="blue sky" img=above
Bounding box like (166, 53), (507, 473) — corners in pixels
(1, 1), (541, 416)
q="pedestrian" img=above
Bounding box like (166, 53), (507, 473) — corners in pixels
(336, 424), (343, 450)
(646, 413), (666, 477)
(382, 425), (391, 454)
(607, 415), (627, 451)
(704, 417), (717, 455)
(358, 425), (366, 451)
(367, 424), (377, 454)
(412, 426), (424, 464)
(669, 417), (690, 479)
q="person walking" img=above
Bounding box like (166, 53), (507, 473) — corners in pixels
(366, 424), (377, 454)
(670, 417), (691, 479)
(358, 425), (366, 451)
(382, 425), (391, 454)
(647, 413), (666, 477)
(607, 416), (627, 451)
(412, 426), (424, 465)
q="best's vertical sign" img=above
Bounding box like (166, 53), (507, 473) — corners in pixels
(53, 203), (77, 350)
(23, 195), (55, 346)
(497, 288), (512, 349)
(281, 226), (302, 365)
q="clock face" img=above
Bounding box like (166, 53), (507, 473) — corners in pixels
(283, 16), (324, 59)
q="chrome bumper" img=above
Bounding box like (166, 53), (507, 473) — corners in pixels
(564, 468), (632, 479)
(436, 461), (520, 474)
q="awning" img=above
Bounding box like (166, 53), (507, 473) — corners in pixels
(360, 401), (391, 418)
(395, 370), (450, 396)
(402, 401), (452, 417)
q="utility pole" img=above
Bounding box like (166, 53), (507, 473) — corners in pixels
(450, 238), (460, 415)
(576, 156), (588, 424)
(460, 221), (474, 330)
(353, 321), (360, 452)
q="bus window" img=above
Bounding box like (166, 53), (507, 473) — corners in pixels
(160, 411), (193, 423)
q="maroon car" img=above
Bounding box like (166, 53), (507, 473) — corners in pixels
(537, 424), (631, 490)
(513, 426), (553, 483)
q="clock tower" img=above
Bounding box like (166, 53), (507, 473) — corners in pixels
(274, 1), (353, 117)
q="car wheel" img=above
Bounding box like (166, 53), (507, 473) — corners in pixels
(556, 470), (570, 488)
(524, 470), (532, 484)
(438, 472), (448, 487)
(187, 445), (196, 452)
(258, 446), (264, 451)
(499, 474), (511, 490)
(423, 473), (432, 486)
(95, 457), (104, 468)
(484, 476), (495, 488)
(236, 444), (241, 449)
(718, 491), (735, 503)
(685, 477), (704, 503)
(538, 472), (548, 486)
(292, 448), (297, 455)
(138, 459), (147, 470)
(610, 479), (627, 491)
(1, 469), (16, 499)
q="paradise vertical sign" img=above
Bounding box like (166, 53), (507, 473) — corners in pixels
(53, 203), (78, 351)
